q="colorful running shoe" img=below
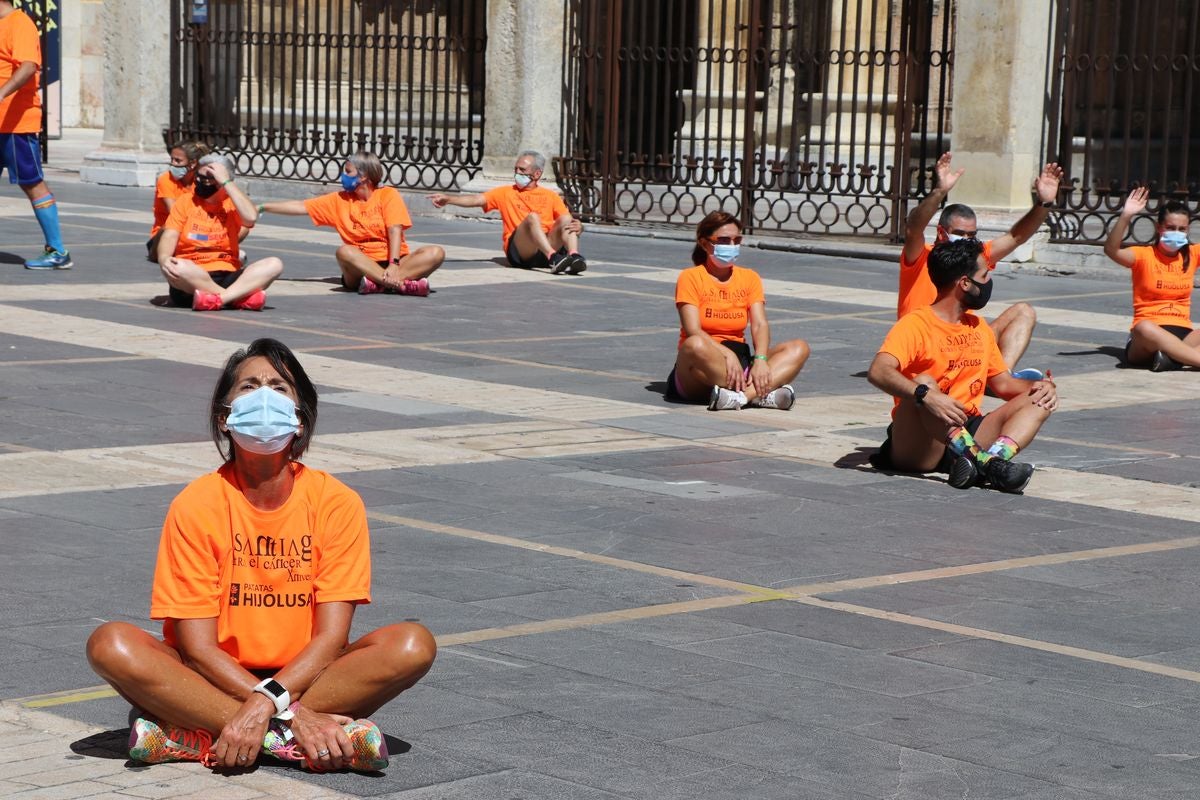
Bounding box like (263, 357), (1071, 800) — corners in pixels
(24, 246), (73, 270)
(358, 276), (385, 294)
(192, 291), (223, 311)
(128, 716), (215, 766)
(397, 277), (430, 297)
(260, 718), (388, 772)
(232, 289), (266, 311)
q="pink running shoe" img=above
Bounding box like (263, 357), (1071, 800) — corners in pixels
(192, 291), (223, 311)
(397, 277), (430, 297)
(358, 276), (385, 294)
(128, 716), (216, 766)
(261, 718), (388, 772)
(232, 289), (266, 310)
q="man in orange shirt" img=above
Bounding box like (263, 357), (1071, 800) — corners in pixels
(869, 239), (1058, 493)
(0, 0), (70, 269)
(431, 150), (587, 274)
(901, 152), (1062, 378)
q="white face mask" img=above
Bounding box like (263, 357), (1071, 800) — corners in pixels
(225, 386), (300, 456)
(514, 173), (533, 189)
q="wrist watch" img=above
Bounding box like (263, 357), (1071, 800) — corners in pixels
(252, 678), (291, 716)
(913, 384), (930, 405)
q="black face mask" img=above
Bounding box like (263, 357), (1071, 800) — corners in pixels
(194, 180), (219, 199)
(963, 276), (993, 310)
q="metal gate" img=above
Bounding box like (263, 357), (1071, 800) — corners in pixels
(165, 0), (486, 190)
(556, 0), (955, 240)
(1045, 0), (1200, 244)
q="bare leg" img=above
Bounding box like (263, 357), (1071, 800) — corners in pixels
(673, 335), (735, 400)
(218, 258), (283, 305)
(385, 246), (446, 281)
(1128, 322), (1200, 367)
(161, 258), (236, 297)
(741, 338), (810, 402)
(299, 623), (436, 719)
(990, 302), (1037, 369)
(510, 213), (556, 262)
(887, 384), (955, 473)
(336, 245), (389, 287)
(973, 390), (1053, 450)
(546, 216), (581, 253)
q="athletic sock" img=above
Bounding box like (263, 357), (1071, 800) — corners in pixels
(30, 193), (65, 253)
(947, 426), (994, 465)
(986, 435), (1020, 461)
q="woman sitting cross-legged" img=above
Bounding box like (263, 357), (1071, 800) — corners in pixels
(86, 338), (436, 772)
(667, 211), (810, 410)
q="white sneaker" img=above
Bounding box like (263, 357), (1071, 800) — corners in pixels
(708, 386), (747, 411)
(749, 385), (795, 410)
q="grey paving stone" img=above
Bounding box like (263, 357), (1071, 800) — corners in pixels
(388, 769), (634, 799)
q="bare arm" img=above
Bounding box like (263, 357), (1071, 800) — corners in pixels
(990, 162), (1063, 261)
(156, 229), (181, 266)
(1103, 187), (1146, 269)
(430, 192), (486, 209)
(868, 352), (967, 427)
(746, 302), (772, 397)
(259, 199), (310, 216)
(904, 152), (964, 263)
(386, 224), (405, 263)
(0, 61), (36, 103)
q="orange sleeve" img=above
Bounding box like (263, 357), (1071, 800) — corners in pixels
(552, 192), (569, 220)
(481, 186), (504, 213)
(982, 240), (998, 269)
(150, 486), (223, 621)
(380, 188), (412, 229)
(10, 13), (40, 66)
(303, 192), (343, 228)
(675, 267), (701, 307)
(164, 195), (190, 233)
(879, 315), (923, 370)
(745, 269), (765, 307)
(312, 476), (372, 605)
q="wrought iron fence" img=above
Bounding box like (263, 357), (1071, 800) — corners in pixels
(557, 0), (956, 241)
(1045, 0), (1200, 244)
(166, 0), (486, 190)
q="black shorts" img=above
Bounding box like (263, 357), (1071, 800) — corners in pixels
(506, 237), (564, 269)
(169, 270), (241, 307)
(146, 231), (163, 263)
(664, 339), (755, 401)
(870, 414), (985, 472)
(1124, 324), (1192, 365)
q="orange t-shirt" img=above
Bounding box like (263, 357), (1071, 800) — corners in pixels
(304, 187), (412, 262)
(0, 9), (42, 134)
(674, 264), (766, 347)
(879, 305), (1007, 418)
(898, 240), (996, 318)
(481, 185), (569, 249)
(150, 172), (190, 237)
(165, 193), (243, 272)
(1125, 244), (1200, 330)
(150, 463), (372, 670)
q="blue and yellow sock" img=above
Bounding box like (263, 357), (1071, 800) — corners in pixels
(986, 435), (1019, 461)
(30, 193), (65, 254)
(947, 426), (994, 465)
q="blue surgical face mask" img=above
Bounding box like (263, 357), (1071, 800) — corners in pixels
(712, 243), (740, 264)
(514, 173), (533, 189)
(225, 386), (300, 456)
(340, 171), (362, 192)
(1160, 230), (1189, 253)
(169, 164), (190, 181)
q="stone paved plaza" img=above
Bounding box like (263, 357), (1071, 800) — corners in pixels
(2, 140), (1200, 799)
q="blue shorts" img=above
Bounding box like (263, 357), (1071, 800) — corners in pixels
(0, 133), (45, 185)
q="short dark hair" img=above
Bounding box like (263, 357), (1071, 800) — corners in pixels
(209, 338), (318, 462)
(692, 211), (742, 265)
(937, 203), (976, 229)
(927, 239), (984, 290)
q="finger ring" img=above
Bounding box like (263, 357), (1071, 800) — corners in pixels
(317, 749), (331, 757)
(237, 755), (247, 761)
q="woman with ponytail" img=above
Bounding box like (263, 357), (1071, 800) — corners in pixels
(666, 211), (810, 410)
(1104, 188), (1200, 371)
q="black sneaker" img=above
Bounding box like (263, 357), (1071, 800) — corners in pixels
(548, 250), (569, 273)
(981, 458), (1034, 493)
(553, 253), (587, 275)
(1150, 351), (1182, 372)
(946, 454), (979, 489)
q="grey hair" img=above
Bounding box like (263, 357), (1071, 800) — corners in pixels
(938, 203), (976, 228)
(198, 152), (236, 179)
(347, 151), (385, 187)
(518, 150), (546, 173)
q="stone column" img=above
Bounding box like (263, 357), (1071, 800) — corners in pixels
(476, 0), (565, 183)
(79, 0), (170, 187)
(949, 1), (1052, 211)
